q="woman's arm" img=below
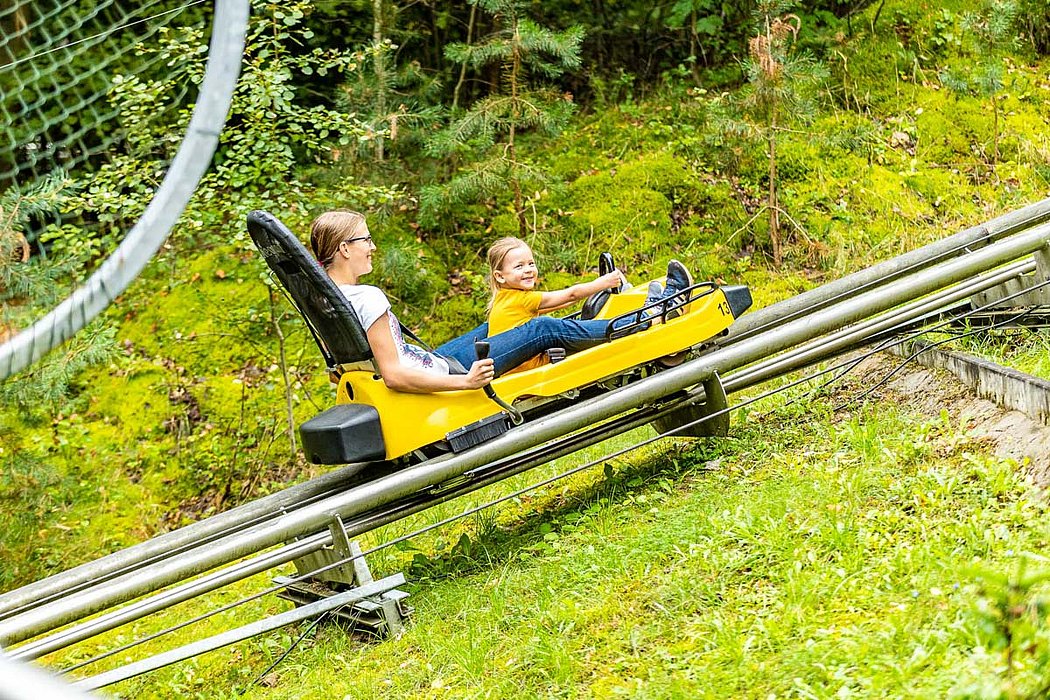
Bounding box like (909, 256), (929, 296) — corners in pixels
(367, 313), (493, 393)
(538, 270), (626, 311)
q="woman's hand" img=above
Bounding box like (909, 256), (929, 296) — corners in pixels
(597, 269), (625, 290)
(368, 312), (494, 393)
(462, 358), (495, 389)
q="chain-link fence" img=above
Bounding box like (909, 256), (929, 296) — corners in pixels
(0, 0), (248, 379)
(0, 1), (213, 203)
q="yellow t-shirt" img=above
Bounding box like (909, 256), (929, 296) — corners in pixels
(489, 288), (546, 372)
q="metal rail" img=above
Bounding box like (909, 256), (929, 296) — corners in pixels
(0, 653), (94, 700)
(726, 196), (1050, 342)
(0, 463), (370, 620)
(14, 243), (1045, 662)
(49, 280), (1050, 682)
(6, 198), (1048, 623)
(726, 257), (1041, 392)
(73, 574), (407, 691)
(0, 0), (250, 380)
(4, 220), (1050, 650)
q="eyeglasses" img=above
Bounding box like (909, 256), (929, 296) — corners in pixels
(342, 235), (373, 246)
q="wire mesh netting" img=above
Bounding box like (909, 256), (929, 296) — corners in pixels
(0, 0), (211, 207)
(0, 0), (247, 380)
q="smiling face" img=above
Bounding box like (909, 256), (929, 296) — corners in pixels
(309, 210), (376, 285)
(340, 224), (375, 282)
(494, 245), (539, 291)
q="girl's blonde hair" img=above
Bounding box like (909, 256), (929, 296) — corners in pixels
(485, 236), (530, 311)
(309, 209), (368, 269)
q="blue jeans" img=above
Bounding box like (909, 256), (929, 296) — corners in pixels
(436, 316), (616, 376)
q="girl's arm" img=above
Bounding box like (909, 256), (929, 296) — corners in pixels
(538, 270), (626, 311)
(367, 314), (493, 393)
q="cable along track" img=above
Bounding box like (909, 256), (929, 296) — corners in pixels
(4, 200), (1050, 689)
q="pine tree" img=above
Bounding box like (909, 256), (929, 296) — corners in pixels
(334, 0), (443, 166)
(714, 0), (826, 268)
(939, 0), (1019, 168)
(420, 0), (583, 236)
(0, 175), (116, 417)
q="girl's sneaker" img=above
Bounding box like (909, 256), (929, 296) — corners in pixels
(664, 260), (693, 318)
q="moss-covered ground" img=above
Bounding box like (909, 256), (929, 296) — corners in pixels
(3, 2), (1050, 696)
(72, 387), (1050, 698)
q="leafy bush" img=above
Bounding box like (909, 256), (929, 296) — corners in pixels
(42, 0), (377, 262)
(1016, 0), (1050, 55)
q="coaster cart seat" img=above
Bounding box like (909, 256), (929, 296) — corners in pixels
(247, 211), (752, 465)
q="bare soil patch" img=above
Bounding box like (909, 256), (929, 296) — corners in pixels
(849, 353), (1050, 487)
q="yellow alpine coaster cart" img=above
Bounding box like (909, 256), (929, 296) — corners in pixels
(247, 211), (752, 465)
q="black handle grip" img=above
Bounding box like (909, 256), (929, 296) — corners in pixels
(598, 252), (624, 293)
(473, 340), (496, 398)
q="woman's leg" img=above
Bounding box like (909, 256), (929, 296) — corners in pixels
(434, 322), (489, 366)
(436, 316), (610, 375)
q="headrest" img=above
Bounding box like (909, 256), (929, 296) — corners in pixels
(246, 210), (373, 367)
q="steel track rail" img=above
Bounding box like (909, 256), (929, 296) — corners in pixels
(42, 274), (1033, 669)
(726, 197), (1050, 343)
(3, 221), (1049, 649)
(0, 463), (374, 621)
(0, 0), (250, 381)
(725, 258), (1040, 391)
(13, 238), (1050, 665)
(6, 198), (1048, 624)
(22, 410), (656, 664)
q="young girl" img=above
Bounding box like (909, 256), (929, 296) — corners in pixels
(486, 237), (692, 372)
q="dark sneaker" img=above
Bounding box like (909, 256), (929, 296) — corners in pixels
(664, 259), (693, 318)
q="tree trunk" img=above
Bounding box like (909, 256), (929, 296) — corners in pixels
(510, 21), (525, 236)
(452, 3), (477, 110)
(992, 94), (1000, 166)
(871, 0), (887, 33)
(591, 0), (608, 67)
(689, 10), (703, 85)
(372, 0), (386, 162)
(269, 288), (298, 458)
(0, 0), (28, 66)
(768, 111), (781, 267)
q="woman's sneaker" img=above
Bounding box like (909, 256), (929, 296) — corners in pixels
(663, 260), (693, 319)
(646, 281), (664, 304)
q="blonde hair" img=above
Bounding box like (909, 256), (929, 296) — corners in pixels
(309, 210), (368, 269)
(485, 236), (530, 311)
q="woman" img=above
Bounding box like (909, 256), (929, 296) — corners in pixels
(309, 210), (691, 391)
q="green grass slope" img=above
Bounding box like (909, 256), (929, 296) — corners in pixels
(3, 1), (1050, 695)
(98, 387), (1050, 698)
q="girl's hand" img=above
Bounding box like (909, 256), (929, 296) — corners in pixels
(463, 358), (495, 389)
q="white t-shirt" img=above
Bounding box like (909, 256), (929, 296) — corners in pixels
(338, 284), (450, 375)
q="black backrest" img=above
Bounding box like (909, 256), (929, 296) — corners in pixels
(246, 210), (374, 368)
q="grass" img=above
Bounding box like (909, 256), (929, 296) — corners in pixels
(7, 2), (1050, 694)
(947, 327), (1050, 382)
(64, 379), (1050, 699)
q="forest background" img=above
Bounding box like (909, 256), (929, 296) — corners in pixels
(2, 0), (1050, 696)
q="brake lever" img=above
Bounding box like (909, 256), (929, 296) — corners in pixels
(474, 340), (523, 425)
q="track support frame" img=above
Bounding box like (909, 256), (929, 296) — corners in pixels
(275, 515), (410, 637)
(651, 371), (730, 438)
